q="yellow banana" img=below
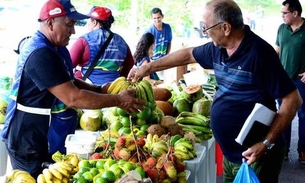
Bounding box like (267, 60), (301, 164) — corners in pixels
(62, 177), (69, 183)
(107, 76), (126, 94)
(174, 145), (189, 153)
(152, 134), (159, 143)
(37, 174), (47, 183)
(118, 81), (130, 93)
(53, 162), (73, 172)
(49, 165), (63, 180)
(42, 168), (53, 181)
(153, 142), (169, 153)
(175, 141), (194, 150)
(52, 176), (62, 183)
(52, 163), (70, 178)
(173, 151), (191, 160)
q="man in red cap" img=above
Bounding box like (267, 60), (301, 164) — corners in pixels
(70, 6), (135, 85)
(1, 0), (144, 178)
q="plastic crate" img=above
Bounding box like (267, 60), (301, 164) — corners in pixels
(65, 134), (96, 159)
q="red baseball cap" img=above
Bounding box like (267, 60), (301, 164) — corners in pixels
(89, 6), (112, 21)
(38, 0), (88, 22)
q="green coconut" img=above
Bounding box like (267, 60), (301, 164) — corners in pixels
(192, 98), (212, 117)
(180, 85), (203, 103)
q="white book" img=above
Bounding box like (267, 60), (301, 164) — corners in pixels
(235, 103), (276, 147)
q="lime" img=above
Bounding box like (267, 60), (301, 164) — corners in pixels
(123, 162), (136, 171)
(82, 171), (93, 182)
(117, 108), (128, 117)
(78, 160), (90, 168)
(111, 107), (119, 116)
(75, 176), (88, 183)
(109, 120), (122, 131)
(118, 127), (131, 135)
(140, 124), (149, 132)
(96, 159), (106, 169)
(120, 116), (131, 127)
(136, 105), (152, 120)
(78, 167), (90, 174)
(134, 166), (146, 178)
(109, 164), (124, 178)
(90, 167), (99, 176)
(103, 159), (117, 170)
(102, 170), (116, 183)
(135, 118), (146, 126)
(89, 160), (97, 167)
(95, 177), (109, 183)
(73, 172), (82, 180)
(136, 130), (146, 137)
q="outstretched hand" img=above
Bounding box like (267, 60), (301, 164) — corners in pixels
(127, 65), (149, 83)
(117, 88), (146, 114)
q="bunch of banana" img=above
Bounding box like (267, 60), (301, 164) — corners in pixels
(173, 137), (197, 161)
(6, 169), (36, 183)
(107, 76), (131, 94)
(37, 162), (77, 183)
(144, 134), (161, 152)
(51, 151), (79, 167)
(175, 111), (213, 143)
(151, 140), (169, 157)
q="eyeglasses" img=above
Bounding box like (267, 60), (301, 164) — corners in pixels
(202, 22), (224, 33)
(281, 11), (291, 15)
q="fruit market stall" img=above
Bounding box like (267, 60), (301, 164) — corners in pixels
(0, 72), (219, 182)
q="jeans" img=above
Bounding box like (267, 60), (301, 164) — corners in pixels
(278, 79), (305, 154)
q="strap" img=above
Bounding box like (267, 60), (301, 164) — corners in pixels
(82, 31), (114, 81)
(17, 103), (51, 115)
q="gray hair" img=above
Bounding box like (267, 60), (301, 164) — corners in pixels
(207, 0), (244, 29)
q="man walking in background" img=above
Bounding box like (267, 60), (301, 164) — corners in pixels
(275, 0), (305, 163)
(145, 7), (172, 80)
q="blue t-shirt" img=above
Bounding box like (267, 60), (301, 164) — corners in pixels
(146, 23), (172, 60)
(192, 26), (296, 163)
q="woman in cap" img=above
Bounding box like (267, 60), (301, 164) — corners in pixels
(70, 6), (135, 85)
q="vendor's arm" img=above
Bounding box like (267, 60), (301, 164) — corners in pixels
(48, 81), (144, 114)
(242, 89), (302, 164)
(128, 47), (196, 82)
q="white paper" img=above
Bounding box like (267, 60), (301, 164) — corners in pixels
(235, 103), (276, 145)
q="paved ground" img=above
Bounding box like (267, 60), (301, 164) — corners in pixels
(216, 116), (305, 183)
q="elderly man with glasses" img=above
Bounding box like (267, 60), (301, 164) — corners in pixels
(128, 0), (302, 182)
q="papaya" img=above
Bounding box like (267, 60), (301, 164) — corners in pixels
(180, 85), (203, 103)
(192, 98), (212, 117)
(153, 87), (172, 101)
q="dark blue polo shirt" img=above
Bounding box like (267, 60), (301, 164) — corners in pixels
(192, 25), (296, 163)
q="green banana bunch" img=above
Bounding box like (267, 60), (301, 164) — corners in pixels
(151, 140), (169, 157)
(173, 137), (197, 161)
(175, 111), (210, 127)
(169, 134), (183, 147)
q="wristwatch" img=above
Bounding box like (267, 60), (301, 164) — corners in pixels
(262, 139), (275, 150)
